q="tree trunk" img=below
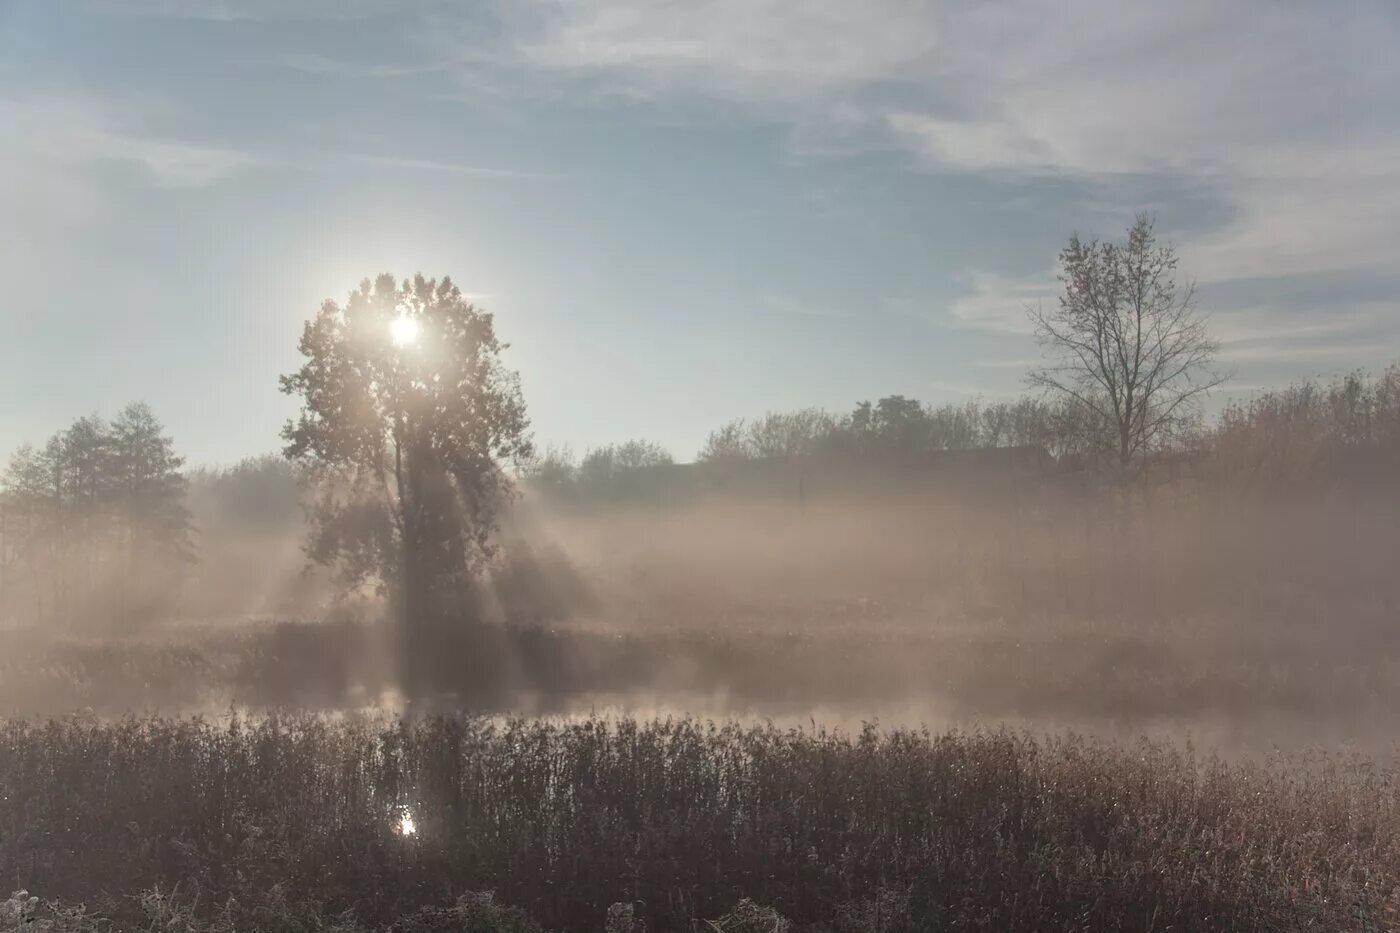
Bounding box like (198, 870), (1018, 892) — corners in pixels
(399, 519), (427, 701)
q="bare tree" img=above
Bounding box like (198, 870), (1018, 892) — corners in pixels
(1029, 214), (1225, 473)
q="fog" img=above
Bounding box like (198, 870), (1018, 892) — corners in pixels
(5, 447), (1399, 756)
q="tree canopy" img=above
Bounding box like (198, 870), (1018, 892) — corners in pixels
(0, 402), (191, 628)
(1029, 214), (1224, 472)
(280, 274), (532, 658)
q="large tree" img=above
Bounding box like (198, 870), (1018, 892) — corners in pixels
(1029, 214), (1225, 473)
(280, 274), (532, 678)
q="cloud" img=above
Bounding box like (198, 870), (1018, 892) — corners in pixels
(515, 0), (943, 102)
(345, 153), (558, 180)
(71, 0), (1400, 298)
(2, 94), (257, 188)
(0, 139), (103, 313)
(272, 52), (443, 78)
(93, 0), (406, 22)
(0, 91), (262, 325)
(948, 270), (1054, 335)
(1213, 303), (1400, 365)
(510, 0), (1400, 292)
(2, 90), (553, 193)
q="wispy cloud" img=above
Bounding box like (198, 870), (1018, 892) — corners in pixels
(272, 51), (444, 79)
(1210, 304), (1394, 347)
(509, 0), (1400, 295)
(345, 153), (558, 180)
(1214, 303), (1400, 365)
(948, 270), (1054, 335)
(2, 94), (258, 188)
(94, 0), (407, 22)
(515, 0), (942, 103)
(79, 0), (1400, 301)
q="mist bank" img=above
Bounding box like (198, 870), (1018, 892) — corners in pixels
(5, 473), (1400, 753)
(2, 365), (1400, 751)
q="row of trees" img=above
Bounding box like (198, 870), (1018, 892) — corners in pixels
(517, 392), (1129, 499)
(0, 403), (191, 628)
(695, 395), (1113, 465)
(524, 440), (674, 498)
(523, 365), (1400, 501)
(1213, 366), (1400, 487)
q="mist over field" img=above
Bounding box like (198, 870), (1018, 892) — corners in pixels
(5, 384), (1400, 755)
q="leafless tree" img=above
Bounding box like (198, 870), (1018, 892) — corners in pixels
(1029, 214), (1225, 473)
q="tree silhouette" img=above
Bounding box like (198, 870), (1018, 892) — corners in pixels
(0, 404), (190, 628)
(280, 274), (531, 694)
(1030, 214), (1224, 473)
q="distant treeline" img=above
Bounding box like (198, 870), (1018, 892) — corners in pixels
(526, 395), (1102, 501)
(525, 363), (1400, 500)
(0, 424), (316, 629)
(4, 365), (1399, 627)
(1215, 366), (1400, 488)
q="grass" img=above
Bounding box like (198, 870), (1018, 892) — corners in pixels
(2, 713), (1397, 931)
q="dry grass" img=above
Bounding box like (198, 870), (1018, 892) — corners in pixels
(2, 714), (1397, 931)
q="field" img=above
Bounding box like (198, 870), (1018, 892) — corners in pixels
(4, 486), (1400, 930)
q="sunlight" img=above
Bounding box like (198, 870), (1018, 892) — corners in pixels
(397, 809), (416, 837)
(390, 315), (420, 348)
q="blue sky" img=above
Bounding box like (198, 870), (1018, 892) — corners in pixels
(2, 1), (1398, 465)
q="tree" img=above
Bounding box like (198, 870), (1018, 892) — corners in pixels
(519, 445), (578, 498)
(1029, 214), (1224, 473)
(108, 402), (193, 623)
(612, 439), (674, 471)
(0, 404), (191, 628)
(697, 420), (749, 463)
(280, 274), (532, 681)
(851, 396), (928, 458)
(746, 409), (840, 459)
(187, 455), (302, 534)
(576, 440), (672, 490)
(0, 444), (52, 622)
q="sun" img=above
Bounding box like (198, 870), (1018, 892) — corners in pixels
(390, 314), (420, 348)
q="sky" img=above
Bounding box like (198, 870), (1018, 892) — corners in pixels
(2, 1), (1399, 465)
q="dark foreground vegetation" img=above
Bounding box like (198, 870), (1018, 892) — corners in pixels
(3, 714), (1397, 932)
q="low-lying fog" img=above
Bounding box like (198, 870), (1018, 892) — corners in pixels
(4, 467), (1398, 757)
